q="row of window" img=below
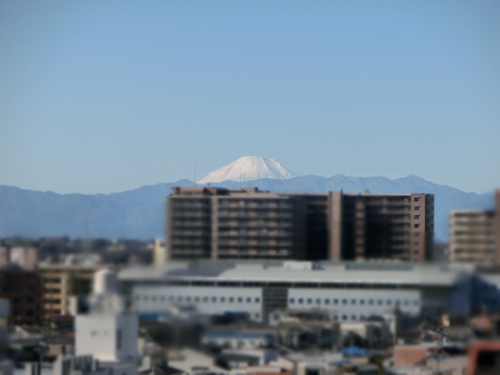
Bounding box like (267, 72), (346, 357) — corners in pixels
(289, 297), (418, 307)
(137, 295), (261, 304)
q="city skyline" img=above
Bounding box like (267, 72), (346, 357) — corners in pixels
(1, 1), (499, 195)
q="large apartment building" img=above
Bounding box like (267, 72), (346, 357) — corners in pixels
(167, 187), (434, 262)
(329, 192), (434, 262)
(167, 187), (307, 260)
(448, 190), (500, 265)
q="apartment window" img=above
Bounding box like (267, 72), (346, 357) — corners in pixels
(316, 298), (321, 304)
(237, 297), (242, 303)
(360, 299), (365, 305)
(387, 300), (392, 306)
(414, 197), (420, 202)
(378, 300), (383, 305)
(177, 296), (183, 302)
(307, 298), (312, 304)
(414, 241), (419, 245)
(255, 297), (260, 303)
(414, 232), (420, 237)
(360, 315), (365, 320)
(246, 297), (251, 303)
(369, 300), (374, 305)
(194, 297), (199, 302)
(324, 299), (330, 304)
(289, 298), (295, 304)
(414, 224), (420, 228)
(298, 298), (303, 304)
(342, 315), (347, 321)
(255, 313), (260, 319)
(212, 297), (217, 302)
(414, 206), (420, 210)
(414, 215), (420, 219)
(351, 315), (356, 320)
(334, 299), (339, 304)
(186, 296), (191, 302)
(222, 297), (227, 302)
(351, 299), (356, 305)
(342, 299), (347, 305)
(203, 297), (208, 302)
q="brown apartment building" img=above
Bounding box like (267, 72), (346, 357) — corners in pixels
(166, 187), (434, 262)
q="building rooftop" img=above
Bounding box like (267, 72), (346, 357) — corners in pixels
(119, 261), (472, 287)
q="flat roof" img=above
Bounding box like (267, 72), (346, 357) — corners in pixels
(119, 261), (470, 287)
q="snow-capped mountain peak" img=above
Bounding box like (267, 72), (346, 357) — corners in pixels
(198, 156), (297, 184)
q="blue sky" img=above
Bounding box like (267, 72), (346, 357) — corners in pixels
(1, 1), (499, 194)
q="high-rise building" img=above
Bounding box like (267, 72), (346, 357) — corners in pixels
(448, 190), (500, 265)
(166, 187), (434, 261)
(167, 187), (307, 260)
(328, 192), (434, 262)
(449, 210), (495, 264)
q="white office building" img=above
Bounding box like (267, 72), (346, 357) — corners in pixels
(119, 260), (473, 326)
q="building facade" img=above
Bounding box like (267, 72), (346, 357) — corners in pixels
(449, 210), (496, 264)
(0, 269), (44, 325)
(120, 260), (471, 326)
(167, 187), (307, 260)
(328, 192), (434, 262)
(449, 190), (500, 265)
(167, 187), (434, 262)
(39, 264), (101, 320)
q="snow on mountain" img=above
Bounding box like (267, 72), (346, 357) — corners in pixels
(198, 156), (297, 184)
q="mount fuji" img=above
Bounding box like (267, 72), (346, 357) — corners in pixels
(198, 156), (297, 184)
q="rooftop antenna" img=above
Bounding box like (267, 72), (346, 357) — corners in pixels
(83, 214), (90, 256)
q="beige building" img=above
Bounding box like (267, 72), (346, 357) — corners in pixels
(167, 187), (434, 262)
(448, 190), (500, 265)
(449, 210), (496, 264)
(39, 264), (102, 320)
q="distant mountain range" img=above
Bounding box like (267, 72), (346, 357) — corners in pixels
(0, 175), (495, 242)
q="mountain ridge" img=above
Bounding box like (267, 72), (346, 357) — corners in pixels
(0, 174), (494, 242)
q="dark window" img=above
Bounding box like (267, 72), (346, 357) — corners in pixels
(414, 215), (420, 219)
(324, 299), (330, 304)
(255, 297), (260, 303)
(351, 299), (356, 305)
(307, 298), (312, 304)
(334, 299), (338, 304)
(414, 206), (420, 210)
(298, 298), (303, 304)
(246, 297), (251, 303)
(237, 297), (242, 303)
(414, 197), (420, 202)
(414, 223), (420, 228)
(316, 298), (321, 304)
(289, 298), (295, 304)
(360, 299), (365, 305)
(212, 297), (217, 302)
(221, 297), (226, 302)
(342, 299), (347, 305)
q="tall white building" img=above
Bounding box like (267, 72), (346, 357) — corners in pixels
(75, 270), (139, 362)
